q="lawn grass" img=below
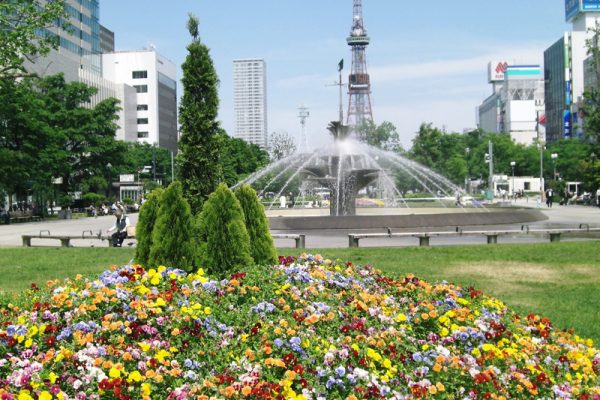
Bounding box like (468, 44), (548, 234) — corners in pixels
(0, 242), (598, 343)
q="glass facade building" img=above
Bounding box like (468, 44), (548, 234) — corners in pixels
(544, 35), (569, 143)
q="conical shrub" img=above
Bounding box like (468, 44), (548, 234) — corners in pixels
(134, 188), (163, 266)
(234, 184), (277, 266)
(197, 183), (252, 277)
(148, 181), (196, 271)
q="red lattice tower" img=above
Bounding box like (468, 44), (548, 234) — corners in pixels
(346, 0), (374, 128)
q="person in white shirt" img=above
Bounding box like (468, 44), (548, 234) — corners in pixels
(106, 207), (130, 247)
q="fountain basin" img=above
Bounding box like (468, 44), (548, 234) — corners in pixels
(268, 207), (547, 230)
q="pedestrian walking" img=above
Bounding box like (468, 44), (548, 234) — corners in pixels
(545, 188), (553, 208)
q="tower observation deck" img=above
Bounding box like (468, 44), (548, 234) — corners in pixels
(346, 0), (374, 129)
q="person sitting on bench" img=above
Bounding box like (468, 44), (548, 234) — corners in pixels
(106, 205), (130, 247)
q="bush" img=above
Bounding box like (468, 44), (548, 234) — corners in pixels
(81, 192), (105, 206)
(148, 182), (195, 271)
(234, 184), (277, 265)
(134, 188), (163, 266)
(197, 183), (252, 277)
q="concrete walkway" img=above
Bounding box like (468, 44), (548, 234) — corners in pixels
(0, 213), (138, 247)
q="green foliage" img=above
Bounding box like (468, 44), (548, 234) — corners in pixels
(234, 184), (277, 266)
(118, 142), (173, 187)
(0, 74), (122, 209)
(356, 120), (404, 152)
(81, 192), (105, 206)
(148, 182), (195, 271)
(220, 133), (269, 186)
(197, 183), (253, 277)
(135, 188), (163, 267)
(177, 14), (223, 214)
(0, 0), (69, 78)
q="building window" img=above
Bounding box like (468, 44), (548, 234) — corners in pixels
(137, 104), (148, 111)
(524, 182), (531, 191)
(137, 131), (149, 138)
(134, 85), (148, 93)
(137, 118), (148, 125)
(132, 70), (147, 79)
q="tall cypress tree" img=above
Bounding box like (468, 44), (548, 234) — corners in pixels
(197, 183), (252, 277)
(148, 182), (195, 271)
(177, 14), (223, 214)
(134, 188), (163, 266)
(234, 184), (278, 266)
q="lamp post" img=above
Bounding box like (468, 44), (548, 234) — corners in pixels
(105, 162), (112, 199)
(510, 161), (516, 200)
(551, 153), (558, 181)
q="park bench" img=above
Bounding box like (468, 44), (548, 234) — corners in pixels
(271, 233), (305, 248)
(347, 224), (600, 247)
(22, 226), (136, 247)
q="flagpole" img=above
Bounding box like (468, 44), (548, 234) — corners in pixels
(338, 59), (344, 124)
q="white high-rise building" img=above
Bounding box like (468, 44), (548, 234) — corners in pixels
(233, 59), (267, 148)
(103, 50), (178, 154)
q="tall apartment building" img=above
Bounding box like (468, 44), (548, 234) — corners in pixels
(233, 59), (268, 149)
(543, 1), (600, 142)
(102, 50), (178, 154)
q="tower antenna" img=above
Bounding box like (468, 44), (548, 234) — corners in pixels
(298, 105), (310, 152)
(346, 0), (374, 128)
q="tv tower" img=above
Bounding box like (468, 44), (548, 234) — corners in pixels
(346, 0), (374, 128)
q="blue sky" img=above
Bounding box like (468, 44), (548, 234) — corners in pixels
(101, 0), (571, 149)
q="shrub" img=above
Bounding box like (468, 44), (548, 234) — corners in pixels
(234, 184), (277, 265)
(197, 183), (252, 276)
(148, 182), (195, 271)
(134, 188), (163, 266)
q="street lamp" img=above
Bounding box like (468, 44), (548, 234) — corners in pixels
(105, 162), (112, 198)
(551, 153), (558, 180)
(510, 161), (516, 199)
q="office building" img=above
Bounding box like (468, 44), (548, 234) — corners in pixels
(103, 50), (178, 154)
(477, 62), (545, 145)
(25, 0), (101, 80)
(543, 1), (600, 142)
(233, 59), (268, 149)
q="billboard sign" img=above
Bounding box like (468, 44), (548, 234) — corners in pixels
(582, 0), (600, 11)
(566, 0), (600, 21)
(566, 0), (580, 21)
(563, 110), (572, 138)
(488, 61), (509, 83)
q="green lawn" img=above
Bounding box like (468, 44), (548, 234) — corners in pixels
(0, 242), (599, 343)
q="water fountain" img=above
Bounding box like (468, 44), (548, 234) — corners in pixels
(234, 122), (546, 230)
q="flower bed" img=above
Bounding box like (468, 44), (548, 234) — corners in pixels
(0, 255), (599, 399)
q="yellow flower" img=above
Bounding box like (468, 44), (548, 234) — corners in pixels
(17, 390), (33, 400)
(141, 382), (152, 396)
(128, 370), (143, 383)
(109, 367), (121, 378)
(39, 391), (52, 400)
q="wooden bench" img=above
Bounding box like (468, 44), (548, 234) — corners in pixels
(272, 234), (305, 248)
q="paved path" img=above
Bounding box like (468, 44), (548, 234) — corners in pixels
(0, 213), (138, 247)
(1, 201), (599, 248)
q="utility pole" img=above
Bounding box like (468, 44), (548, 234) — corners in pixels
(326, 60), (345, 124)
(488, 140), (494, 198)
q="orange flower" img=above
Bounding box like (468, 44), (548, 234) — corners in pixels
(225, 386), (236, 397)
(241, 386), (252, 396)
